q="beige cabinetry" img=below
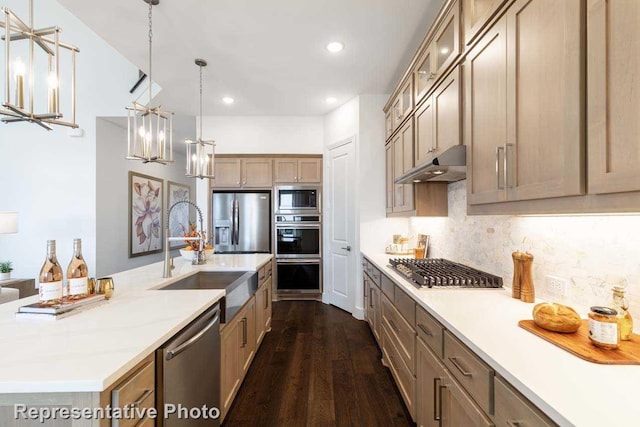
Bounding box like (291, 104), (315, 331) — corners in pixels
(213, 157), (273, 188)
(390, 78), (414, 133)
(587, 0), (640, 195)
(463, 0), (508, 46)
(363, 259), (382, 344)
(414, 0), (461, 106)
(415, 67), (461, 168)
(392, 118), (415, 213)
(221, 315), (241, 418)
(494, 376), (554, 427)
(238, 297), (256, 376)
(274, 157), (322, 183)
(467, 0), (584, 205)
(385, 142), (394, 213)
(256, 262), (273, 345)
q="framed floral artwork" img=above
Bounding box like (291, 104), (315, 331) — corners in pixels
(167, 181), (191, 249)
(129, 171), (163, 257)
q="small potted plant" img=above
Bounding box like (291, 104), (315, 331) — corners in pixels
(0, 261), (13, 281)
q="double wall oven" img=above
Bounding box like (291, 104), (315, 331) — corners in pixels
(274, 186), (322, 294)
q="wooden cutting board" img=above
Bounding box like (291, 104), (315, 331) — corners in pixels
(518, 319), (640, 365)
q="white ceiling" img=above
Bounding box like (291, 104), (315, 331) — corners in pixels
(58, 0), (444, 116)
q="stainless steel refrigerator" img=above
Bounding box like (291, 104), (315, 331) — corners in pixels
(212, 191), (271, 253)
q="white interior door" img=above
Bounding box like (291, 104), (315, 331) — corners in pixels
(324, 137), (357, 313)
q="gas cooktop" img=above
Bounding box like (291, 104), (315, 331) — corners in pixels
(389, 258), (503, 288)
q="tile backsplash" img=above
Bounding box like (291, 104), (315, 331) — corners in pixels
(409, 181), (640, 321)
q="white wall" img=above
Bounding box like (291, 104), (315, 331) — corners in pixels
(409, 180), (640, 320)
(200, 116), (324, 154)
(0, 0), (137, 281)
(95, 118), (196, 277)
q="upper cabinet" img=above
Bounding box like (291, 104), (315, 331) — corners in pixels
(213, 158), (273, 188)
(415, 67), (461, 168)
(467, 0), (584, 205)
(463, 0), (508, 47)
(392, 119), (415, 213)
(587, 0), (640, 195)
(274, 158), (322, 184)
(414, 0), (461, 107)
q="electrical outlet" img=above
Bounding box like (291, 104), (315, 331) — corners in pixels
(546, 275), (570, 297)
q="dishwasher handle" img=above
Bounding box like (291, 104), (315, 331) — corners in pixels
(165, 308), (220, 361)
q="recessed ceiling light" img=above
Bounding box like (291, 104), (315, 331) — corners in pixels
(326, 42), (344, 53)
(222, 97), (234, 104)
(326, 97), (337, 104)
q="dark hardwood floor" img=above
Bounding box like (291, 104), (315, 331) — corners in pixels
(223, 301), (414, 427)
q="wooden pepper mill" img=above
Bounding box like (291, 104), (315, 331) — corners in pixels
(519, 252), (535, 303)
(511, 251), (523, 299)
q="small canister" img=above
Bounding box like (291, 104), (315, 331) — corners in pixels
(588, 306), (620, 349)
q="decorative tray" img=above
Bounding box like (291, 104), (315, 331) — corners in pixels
(384, 250), (414, 255)
(519, 319), (640, 365)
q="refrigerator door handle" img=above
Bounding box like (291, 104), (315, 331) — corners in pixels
(230, 199), (237, 246)
(234, 199), (240, 245)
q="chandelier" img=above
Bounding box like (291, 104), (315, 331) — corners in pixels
(126, 0), (173, 165)
(0, 0), (79, 130)
(185, 59), (215, 179)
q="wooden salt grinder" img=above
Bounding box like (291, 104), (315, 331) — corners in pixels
(511, 251), (523, 299)
(520, 252), (535, 303)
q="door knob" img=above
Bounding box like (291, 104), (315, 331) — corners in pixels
(341, 246), (352, 252)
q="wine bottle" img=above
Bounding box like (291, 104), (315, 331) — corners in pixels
(67, 238), (88, 299)
(38, 240), (63, 304)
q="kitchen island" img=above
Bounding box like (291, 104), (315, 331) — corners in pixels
(363, 252), (640, 427)
(0, 253), (272, 425)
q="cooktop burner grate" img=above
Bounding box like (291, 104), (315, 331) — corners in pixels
(388, 258), (503, 288)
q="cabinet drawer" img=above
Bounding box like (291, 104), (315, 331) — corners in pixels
(265, 260), (273, 278)
(112, 357), (155, 427)
(494, 376), (555, 427)
(258, 266), (266, 284)
(382, 294), (416, 375)
(416, 306), (444, 358)
(381, 274), (395, 299)
(394, 286), (416, 326)
(382, 323), (416, 419)
(444, 331), (494, 414)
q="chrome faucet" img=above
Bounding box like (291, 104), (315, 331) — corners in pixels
(163, 200), (206, 278)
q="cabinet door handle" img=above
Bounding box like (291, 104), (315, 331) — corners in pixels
(507, 421), (522, 427)
(496, 146), (505, 190)
(369, 288), (374, 308)
(417, 323), (433, 336)
(448, 356), (473, 377)
(438, 382), (446, 427)
(240, 318), (247, 347)
(264, 288), (269, 309)
(428, 72), (436, 81)
(388, 319), (399, 332)
(433, 377), (442, 421)
(130, 388), (154, 409)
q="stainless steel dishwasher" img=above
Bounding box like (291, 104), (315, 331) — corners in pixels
(156, 303), (220, 427)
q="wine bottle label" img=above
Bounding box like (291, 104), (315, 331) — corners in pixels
(68, 277), (88, 296)
(39, 281), (62, 302)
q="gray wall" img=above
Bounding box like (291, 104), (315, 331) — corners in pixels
(96, 117), (197, 277)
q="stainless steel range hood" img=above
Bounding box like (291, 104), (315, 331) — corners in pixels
(395, 145), (466, 183)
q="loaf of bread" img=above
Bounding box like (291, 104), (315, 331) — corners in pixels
(532, 302), (581, 333)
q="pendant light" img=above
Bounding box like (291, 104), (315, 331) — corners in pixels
(126, 0), (174, 165)
(185, 59), (215, 179)
(0, 0), (79, 130)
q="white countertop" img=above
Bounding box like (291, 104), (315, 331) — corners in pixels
(0, 253), (272, 394)
(363, 252), (640, 427)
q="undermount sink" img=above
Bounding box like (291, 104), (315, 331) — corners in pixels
(157, 271), (258, 323)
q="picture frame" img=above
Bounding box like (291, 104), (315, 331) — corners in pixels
(129, 171), (164, 258)
(167, 181), (191, 249)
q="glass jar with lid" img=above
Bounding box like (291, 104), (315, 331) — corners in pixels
(588, 306), (620, 349)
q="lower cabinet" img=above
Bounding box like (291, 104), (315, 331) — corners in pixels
(221, 263), (273, 422)
(417, 338), (493, 427)
(363, 258), (559, 427)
